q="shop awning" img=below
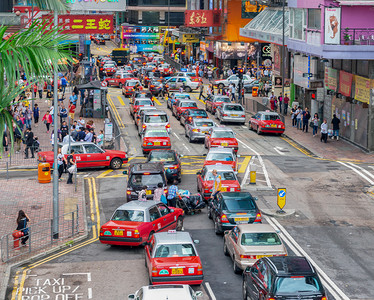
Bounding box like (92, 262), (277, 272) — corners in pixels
(337, 0), (374, 5)
(76, 80), (103, 90)
(239, 7), (289, 45)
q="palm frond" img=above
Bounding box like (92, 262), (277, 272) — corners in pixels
(30, 0), (70, 13)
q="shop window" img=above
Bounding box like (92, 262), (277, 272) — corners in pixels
(142, 11), (160, 26)
(166, 12), (185, 26)
(308, 9), (321, 30)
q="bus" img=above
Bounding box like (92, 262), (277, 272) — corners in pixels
(111, 48), (130, 66)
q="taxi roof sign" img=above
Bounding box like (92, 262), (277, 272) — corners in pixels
(168, 230), (177, 234)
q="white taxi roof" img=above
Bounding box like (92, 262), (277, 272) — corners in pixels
(154, 231), (193, 245)
(203, 165), (234, 172)
(142, 285), (192, 300)
(207, 147), (234, 154)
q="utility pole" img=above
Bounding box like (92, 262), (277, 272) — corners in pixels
(167, 0), (170, 55)
(281, 0), (285, 106)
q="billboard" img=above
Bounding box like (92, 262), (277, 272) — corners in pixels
(122, 26), (160, 40)
(324, 7), (341, 45)
(241, 1), (266, 19)
(215, 42), (248, 60)
(185, 10), (220, 27)
(66, 0), (125, 12)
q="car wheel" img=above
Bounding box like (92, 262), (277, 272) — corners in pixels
(233, 256), (242, 274)
(214, 218), (222, 235)
(257, 126), (261, 135)
(185, 86), (192, 93)
(242, 281), (250, 300)
(218, 83), (224, 89)
(119, 83), (123, 89)
(176, 217), (183, 231)
(208, 207), (212, 219)
(188, 134), (193, 143)
(223, 240), (229, 256)
(110, 158), (122, 169)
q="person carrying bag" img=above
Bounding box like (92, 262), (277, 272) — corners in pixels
(66, 149), (76, 184)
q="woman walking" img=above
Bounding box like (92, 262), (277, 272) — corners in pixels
(16, 210), (30, 247)
(57, 147), (65, 181)
(41, 111), (52, 133)
(312, 113), (319, 137)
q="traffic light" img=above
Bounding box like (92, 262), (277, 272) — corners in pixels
(238, 68), (244, 80)
(78, 53), (83, 61)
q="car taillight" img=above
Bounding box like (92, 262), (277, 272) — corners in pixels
(168, 165), (178, 169)
(188, 117), (192, 122)
(166, 124), (170, 129)
(220, 214), (229, 223)
(99, 228), (103, 236)
(100, 68), (103, 71)
(134, 229), (140, 238)
(321, 297), (327, 300)
(223, 114), (228, 117)
(164, 188), (168, 195)
(241, 115), (245, 117)
(192, 129), (200, 132)
(197, 264), (203, 275)
(150, 85), (155, 88)
(152, 267), (158, 276)
(143, 142), (147, 146)
(204, 189), (210, 193)
(254, 212), (262, 223)
(240, 254), (257, 259)
(142, 124), (147, 129)
(126, 189), (131, 195)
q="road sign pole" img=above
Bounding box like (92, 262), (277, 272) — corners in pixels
(277, 188), (286, 214)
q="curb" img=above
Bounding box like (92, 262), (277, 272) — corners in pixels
(0, 165), (37, 171)
(261, 208), (296, 218)
(281, 134), (319, 158)
(0, 178), (89, 300)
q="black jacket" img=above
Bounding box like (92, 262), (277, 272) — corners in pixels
(25, 131), (34, 146)
(331, 117), (340, 130)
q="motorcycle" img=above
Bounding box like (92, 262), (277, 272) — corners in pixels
(177, 189), (206, 215)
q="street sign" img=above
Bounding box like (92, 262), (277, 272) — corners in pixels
(101, 81), (108, 87)
(277, 188), (286, 210)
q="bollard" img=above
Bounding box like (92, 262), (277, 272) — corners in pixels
(249, 164), (257, 185)
(12, 230), (24, 250)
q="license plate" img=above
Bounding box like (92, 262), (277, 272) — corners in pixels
(221, 142), (228, 146)
(202, 131), (208, 134)
(234, 217), (249, 222)
(154, 142), (160, 146)
(171, 268), (184, 275)
(114, 230), (124, 236)
(221, 187), (227, 192)
(146, 190), (152, 195)
(256, 254), (273, 259)
(271, 124), (277, 127)
(231, 114), (239, 117)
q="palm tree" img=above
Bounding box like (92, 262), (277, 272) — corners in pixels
(0, 0), (71, 150)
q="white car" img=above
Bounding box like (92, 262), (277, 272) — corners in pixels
(214, 74), (254, 88)
(128, 285), (203, 300)
(166, 76), (199, 92)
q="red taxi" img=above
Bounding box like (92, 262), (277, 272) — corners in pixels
(142, 128), (171, 155)
(105, 73), (133, 88)
(130, 98), (154, 117)
(197, 165), (241, 200)
(205, 95), (231, 114)
(204, 127), (239, 153)
(172, 100), (198, 120)
(145, 231), (203, 285)
(203, 148), (238, 171)
(249, 111), (285, 135)
(99, 201), (184, 247)
(122, 79), (143, 97)
(103, 62), (117, 76)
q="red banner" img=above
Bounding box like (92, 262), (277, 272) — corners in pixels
(185, 10), (220, 27)
(42, 14), (113, 34)
(339, 70), (353, 97)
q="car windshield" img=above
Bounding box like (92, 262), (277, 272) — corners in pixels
(160, 64), (169, 68)
(175, 95), (190, 100)
(154, 243), (196, 257)
(205, 171), (236, 181)
(211, 131), (235, 138)
(144, 130), (169, 137)
(241, 232), (282, 246)
(180, 102), (197, 108)
(148, 151), (176, 162)
(129, 174), (164, 187)
(214, 97), (230, 103)
(135, 100), (152, 106)
(206, 153), (233, 161)
(262, 114), (281, 121)
(223, 199), (256, 211)
(144, 115), (168, 123)
(275, 276), (323, 295)
(111, 209), (144, 222)
(104, 64), (116, 68)
(195, 120), (214, 127)
(190, 110), (207, 117)
(224, 105), (244, 111)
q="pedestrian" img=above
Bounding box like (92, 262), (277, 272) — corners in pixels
(33, 104), (39, 127)
(302, 107), (311, 133)
(207, 69), (213, 82)
(68, 101), (76, 123)
(198, 82), (204, 100)
(24, 127), (34, 159)
(283, 93), (290, 115)
(320, 119), (328, 143)
(46, 90), (53, 106)
(138, 185), (148, 201)
(1, 130), (9, 159)
(59, 104), (68, 124)
(97, 130), (104, 147)
(230, 84), (236, 102)
(71, 125), (78, 141)
(312, 113), (319, 137)
(24, 105), (32, 129)
(57, 147), (65, 181)
(264, 81), (270, 96)
(16, 210), (30, 247)
(37, 81), (43, 99)
(58, 88), (65, 104)
(60, 121), (69, 140)
(167, 179), (179, 207)
(60, 76), (67, 94)
(77, 127), (86, 141)
(14, 120), (22, 154)
(41, 111), (52, 133)
(49, 104), (54, 126)
(66, 149), (76, 184)
(278, 92), (283, 114)
(153, 182), (165, 203)
(291, 105), (297, 127)
(77, 116), (86, 130)
(79, 89), (86, 106)
(296, 106), (302, 130)
(211, 169), (222, 200)
(331, 114), (340, 140)
(69, 92), (78, 106)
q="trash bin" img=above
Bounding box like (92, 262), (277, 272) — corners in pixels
(38, 162), (51, 183)
(252, 87), (259, 97)
(12, 230), (24, 249)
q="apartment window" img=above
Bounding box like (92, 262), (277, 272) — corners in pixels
(165, 12), (185, 26)
(142, 12), (160, 25)
(289, 8), (306, 40)
(308, 9), (321, 30)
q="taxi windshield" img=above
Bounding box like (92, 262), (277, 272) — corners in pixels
(144, 115), (168, 123)
(211, 131), (235, 138)
(262, 114), (281, 121)
(127, 81), (139, 87)
(206, 153), (233, 161)
(175, 95), (191, 100)
(180, 102), (197, 108)
(189, 110), (207, 117)
(148, 151), (176, 162)
(104, 64), (116, 68)
(154, 243), (196, 257)
(135, 100), (153, 106)
(241, 232), (282, 246)
(224, 105), (243, 111)
(144, 130), (169, 137)
(205, 171), (236, 181)
(112, 209), (144, 222)
(195, 121), (214, 127)
(129, 174), (164, 187)
(214, 97), (230, 103)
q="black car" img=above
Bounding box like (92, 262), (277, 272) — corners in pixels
(146, 150), (182, 183)
(208, 192), (261, 234)
(242, 256), (327, 300)
(124, 163), (167, 202)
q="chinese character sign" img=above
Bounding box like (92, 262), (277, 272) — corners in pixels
(185, 10), (218, 27)
(42, 14), (114, 34)
(242, 1), (266, 19)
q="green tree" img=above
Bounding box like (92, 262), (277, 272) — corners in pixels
(0, 0), (71, 151)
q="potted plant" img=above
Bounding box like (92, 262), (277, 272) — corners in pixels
(343, 28), (351, 44)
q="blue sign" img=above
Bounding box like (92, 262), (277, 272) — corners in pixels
(278, 190), (286, 197)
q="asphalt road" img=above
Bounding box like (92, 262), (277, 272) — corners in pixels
(5, 44), (374, 300)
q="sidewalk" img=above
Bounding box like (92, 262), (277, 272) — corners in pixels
(244, 95), (374, 164)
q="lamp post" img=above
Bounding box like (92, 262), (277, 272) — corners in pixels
(167, 0), (170, 55)
(281, 0), (286, 109)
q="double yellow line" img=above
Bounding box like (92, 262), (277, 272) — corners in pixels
(108, 95), (125, 128)
(11, 177), (100, 300)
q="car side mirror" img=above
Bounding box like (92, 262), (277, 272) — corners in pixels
(123, 170), (128, 175)
(196, 171), (201, 175)
(128, 295), (135, 300)
(194, 239), (200, 244)
(170, 208), (174, 213)
(253, 197), (258, 201)
(245, 266), (251, 273)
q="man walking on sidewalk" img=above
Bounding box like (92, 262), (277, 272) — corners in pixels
(302, 107), (311, 133)
(24, 128), (34, 159)
(283, 93), (289, 115)
(331, 114), (340, 140)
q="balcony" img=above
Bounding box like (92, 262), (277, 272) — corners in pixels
(341, 28), (374, 45)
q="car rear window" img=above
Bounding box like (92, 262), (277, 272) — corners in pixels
(154, 244), (196, 257)
(262, 114), (281, 121)
(195, 120), (214, 127)
(224, 105), (244, 111)
(206, 171), (236, 181)
(129, 174), (165, 187)
(190, 110), (207, 117)
(241, 232), (282, 246)
(112, 210), (144, 222)
(214, 97), (230, 103)
(211, 131), (235, 138)
(144, 130), (169, 137)
(148, 151), (176, 162)
(180, 102), (197, 108)
(144, 115), (168, 123)
(206, 153), (233, 161)
(274, 276), (323, 295)
(135, 100), (153, 106)
(127, 81), (139, 86)
(223, 199), (256, 211)
(175, 95), (191, 100)
(104, 64), (116, 68)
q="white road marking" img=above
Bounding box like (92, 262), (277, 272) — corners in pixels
(63, 272), (91, 281)
(266, 216), (350, 300)
(173, 132), (181, 140)
(274, 146), (285, 155)
(182, 143), (190, 152)
(241, 125), (247, 129)
(88, 288), (93, 299)
(241, 156), (254, 186)
(347, 162), (374, 180)
(205, 282), (217, 300)
(338, 162), (374, 185)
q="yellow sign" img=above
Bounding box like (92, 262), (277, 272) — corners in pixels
(354, 75), (370, 104)
(277, 188), (286, 210)
(182, 34), (199, 43)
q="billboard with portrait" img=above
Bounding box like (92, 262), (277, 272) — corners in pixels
(215, 42), (248, 60)
(324, 7), (341, 45)
(66, 0), (125, 12)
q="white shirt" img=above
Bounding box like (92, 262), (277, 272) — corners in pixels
(77, 119), (85, 129)
(321, 122), (328, 133)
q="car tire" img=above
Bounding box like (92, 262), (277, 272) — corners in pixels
(208, 207), (212, 219)
(257, 126), (261, 135)
(233, 256), (242, 274)
(188, 135), (193, 143)
(243, 281), (250, 300)
(110, 158), (122, 169)
(185, 86), (192, 93)
(223, 240), (229, 256)
(218, 83), (224, 89)
(176, 216), (183, 231)
(214, 218), (222, 235)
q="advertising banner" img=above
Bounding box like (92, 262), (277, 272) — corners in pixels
(66, 0), (125, 12)
(324, 67), (338, 91)
(129, 44), (163, 53)
(215, 42), (248, 60)
(42, 14), (113, 34)
(185, 10), (219, 27)
(354, 75), (370, 104)
(324, 7), (341, 45)
(182, 34), (199, 43)
(122, 26), (160, 40)
(339, 70), (353, 97)
(241, 0), (266, 19)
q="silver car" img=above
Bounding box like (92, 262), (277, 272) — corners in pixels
(128, 285), (203, 300)
(138, 110), (170, 135)
(216, 103), (246, 125)
(166, 76), (199, 92)
(185, 118), (215, 143)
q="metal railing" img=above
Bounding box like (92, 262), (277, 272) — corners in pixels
(341, 28), (374, 45)
(164, 55), (183, 71)
(0, 206), (80, 263)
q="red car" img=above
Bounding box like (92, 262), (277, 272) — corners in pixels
(204, 127), (239, 153)
(130, 98), (154, 117)
(105, 73), (133, 88)
(37, 142), (128, 170)
(172, 100), (198, 120)
(142, 128), (171, 155)
(203, 148), (238, 171)
(197, 165), (241, 200)
(205, 95), (231, 114)
(122, 79), (143, 97)
(249, 111), (285, 135)
(145, 231), (203, 285)
(103, 63), (117, 76)
(99, 201), (184, 247)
